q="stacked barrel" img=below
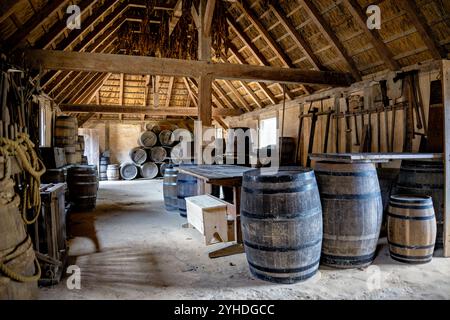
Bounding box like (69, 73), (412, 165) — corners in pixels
(121, 125), (193, 181)
(55, 116), (81, 165)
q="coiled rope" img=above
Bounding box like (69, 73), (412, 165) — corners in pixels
(0, 133), (46, 224)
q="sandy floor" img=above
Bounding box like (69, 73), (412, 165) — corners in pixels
(38, 180), (450, 300)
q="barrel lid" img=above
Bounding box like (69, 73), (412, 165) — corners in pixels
(244, 167), (315, 183)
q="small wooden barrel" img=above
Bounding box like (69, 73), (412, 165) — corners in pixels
(241, 168), (323, 284)
(150, 146), (167, 163)
(177, 165), (198, 217)
(99, 156), (109, 181)
(55, 116), (77, 146)
(138, 131), (157, 148)
(314, 162), (383, 269)
(130, 147), (147, 165)
(120, 163), (139, 180)
(151, 125), (161, 134)
(387, 195), (436, 264)
(396, 160), (443, 248)
(163, 165), (179, 211)
(67, 165), (98, 211)
(159, 130), (174, 146)
(139, 162), (159, 179)
(106, 164), (120, 181)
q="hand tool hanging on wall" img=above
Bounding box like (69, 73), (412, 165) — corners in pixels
(295, 102), (308, 165)
(342, 97), (353, 152)
(323, 107), (332, 153)
(306, 107), (319, 168)
(380, 80), (390, 152)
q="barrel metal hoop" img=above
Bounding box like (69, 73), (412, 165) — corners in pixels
(388, 196), (432, 204)
(315, 170), (377, 177)
(247, 259), (320, 274)
(320, 192), (381, 200)
(321, 252), (375, 264)
(389, 252), (433, 261)
(243, 182), (316, 195)
(388, 241), (435, 250)
(243, 171), (315, 183)
(387, 212), (435, 220)
(241, 207), (321, 220)
(244, 239), (321, 252)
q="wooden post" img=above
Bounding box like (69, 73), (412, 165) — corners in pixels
(105, 120), (110, 152)
(443, 59), (450, 257)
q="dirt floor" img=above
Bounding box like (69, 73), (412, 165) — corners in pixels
(38, 180), (450, 300)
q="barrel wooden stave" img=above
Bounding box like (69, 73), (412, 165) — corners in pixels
(120, 162), (139, 180)
(177, 165), (198, 217)
(314, 162), (383, 269)
(395, 160), (443, 249)
(138, 131), (157, 148)
(106, 164), (120, 181)
(241, 168), (322, 284)
(67, 166), (98, 211)
(387, 195), (436, 264)
(163, 166), (179, 211)
(129, 147), (147, 165)
(139, 162), (159, 179)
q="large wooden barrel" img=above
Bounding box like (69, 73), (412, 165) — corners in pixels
(395, 160), (444, 248)
(241, 168), (322, 284)
(67, 165), (98, 211)
(163, 165), (179, 211)
(106, 164), (120, 181)
(129, 147), (147, 165)
(159, 130), (174, 146)
(120, 162), (139, 180)
(177, 164), (198, 217)
(150, 146), (167, 163)
(139, 162), (159, 179)
(314, 162), (383, 269)
(55, 116), (77, 146)
(387, 195), (436, 264)
(138, 131), (157, 148)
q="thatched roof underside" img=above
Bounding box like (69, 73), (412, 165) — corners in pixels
(1, 0), (449, 122)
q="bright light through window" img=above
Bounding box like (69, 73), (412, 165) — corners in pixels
(259, 117), (277, 148)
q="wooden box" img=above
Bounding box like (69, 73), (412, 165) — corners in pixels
(186, 195), (234, 245)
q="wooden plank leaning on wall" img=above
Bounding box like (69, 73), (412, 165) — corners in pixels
(443, 59), (450, 257)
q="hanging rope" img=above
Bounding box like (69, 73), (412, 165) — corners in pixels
(0, 132), (46, 225)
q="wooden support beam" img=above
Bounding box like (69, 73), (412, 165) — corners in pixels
(0, 0), (23, 24)
(443, 59), (450, 257)
(269, 3), (324, 71)
(398, 0), (445, 60)
(203, 0), (216, 37)
(4, 0), (69, 51)
(119, 73), (125, 105)
(27, 50), (354, 86)
(153, 75), (160, 107)
(213, 116), (229, 130)
(199, 74), (213, 126)
(165, 77), (175, 108)
(59, 104), (242, 117)
(183, 78), (199, 108)
(342, 0), (400, 71)
(299, 0), (362, 81)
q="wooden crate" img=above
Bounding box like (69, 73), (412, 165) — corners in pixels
(186, 195), (234, 245)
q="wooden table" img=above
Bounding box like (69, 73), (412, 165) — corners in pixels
(177, 165), (254, 258)
(310, 152), (443, 163)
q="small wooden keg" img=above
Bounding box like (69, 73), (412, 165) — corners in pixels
(106, 164), (120, 181)
(159, 130), (174, 146)
(129, 147), (147, 165)
(150, 146), (167, 163)
(139, 162), (159, 179)
(138, 131), (157, 148)
(387, 195), (436, 264)
(120, 163), (139, 180)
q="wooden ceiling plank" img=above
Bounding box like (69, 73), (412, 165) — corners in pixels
(299, 0), (362, 81)
(0, 0), (23, 24)
(5, 0), (70, 51)
(399, 0), (445, 60)
(342, 0), (400, 70)
(269, 3), (324, 71)
(165, 77), (175, 108)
